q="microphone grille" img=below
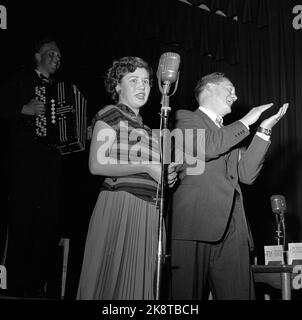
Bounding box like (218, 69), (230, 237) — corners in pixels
(270, 194), (287, 214)
(157, 52), (180, 83)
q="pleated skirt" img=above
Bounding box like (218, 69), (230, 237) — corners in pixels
(77, 190), (159, 300)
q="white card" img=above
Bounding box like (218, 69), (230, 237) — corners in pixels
(264, 245), (284, 265)
(287, 243), (302, 265)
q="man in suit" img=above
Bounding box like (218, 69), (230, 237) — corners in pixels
(170, 72), (288, 300)
(0, 38), (62, 297)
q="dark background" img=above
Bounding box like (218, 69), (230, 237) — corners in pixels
(1, 0), (302, 299)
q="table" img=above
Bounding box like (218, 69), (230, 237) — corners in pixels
(251, 264), (294, 300)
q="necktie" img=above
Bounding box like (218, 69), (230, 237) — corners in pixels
(40, 74), (50, 85)
(215, 116), (223, 128)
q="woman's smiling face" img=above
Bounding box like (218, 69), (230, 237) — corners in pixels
(116, 67), (151, 114)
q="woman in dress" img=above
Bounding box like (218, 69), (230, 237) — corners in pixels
(77, 56), (177, 300)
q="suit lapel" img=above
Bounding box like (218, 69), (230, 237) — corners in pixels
(194, 108), (220, 131)
(195, 109), (231, 164)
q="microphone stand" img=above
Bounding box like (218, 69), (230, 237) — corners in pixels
(275, 212), (287, 264)
(280, 212), (287, 264)
(155, 79), (178, 300)
(275, 214), (282, 246)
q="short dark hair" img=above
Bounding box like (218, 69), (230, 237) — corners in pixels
(104, 56), (153, 103)
(34, 37), (58, 54)
(194, 72), (230, 103)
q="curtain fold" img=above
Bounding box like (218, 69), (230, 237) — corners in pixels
(185, 0), (269, 25)
(1, 0), (301, 266)
(86, 0), (302, 253)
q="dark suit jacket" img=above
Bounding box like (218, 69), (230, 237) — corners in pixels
(0, 71), (43, 147)
(0, 71), (62, 294)
(0, 70), (60, 194)
(171, 108), (270, 242)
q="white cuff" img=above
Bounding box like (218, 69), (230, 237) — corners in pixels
(239, 119), (249, 130)
(256, 132), (270, 141)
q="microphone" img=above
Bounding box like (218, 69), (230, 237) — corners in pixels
(270, 195), (287, 251)
(270, 195), (287, 215)
(157, 52), (181, 96)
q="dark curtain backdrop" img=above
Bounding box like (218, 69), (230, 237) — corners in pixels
(1, 0), (302, 297)
(94, 0), (302, 262)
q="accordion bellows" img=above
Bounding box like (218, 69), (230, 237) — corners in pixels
(35, 82), (87, 155)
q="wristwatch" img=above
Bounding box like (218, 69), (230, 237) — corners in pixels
(257, 126), (272, 136)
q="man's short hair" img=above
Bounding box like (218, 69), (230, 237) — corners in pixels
(194, 72), (230, 103)
(34, 37), (58, 54)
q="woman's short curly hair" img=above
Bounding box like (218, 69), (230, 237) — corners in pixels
(104, 56), (153, 103)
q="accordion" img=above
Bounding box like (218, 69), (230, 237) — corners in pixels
(35, 81), (87, 155)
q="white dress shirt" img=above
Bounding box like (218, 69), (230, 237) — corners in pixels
(198, 106), (270, 141)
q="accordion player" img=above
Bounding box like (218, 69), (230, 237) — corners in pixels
(35, 81), (87, 155)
